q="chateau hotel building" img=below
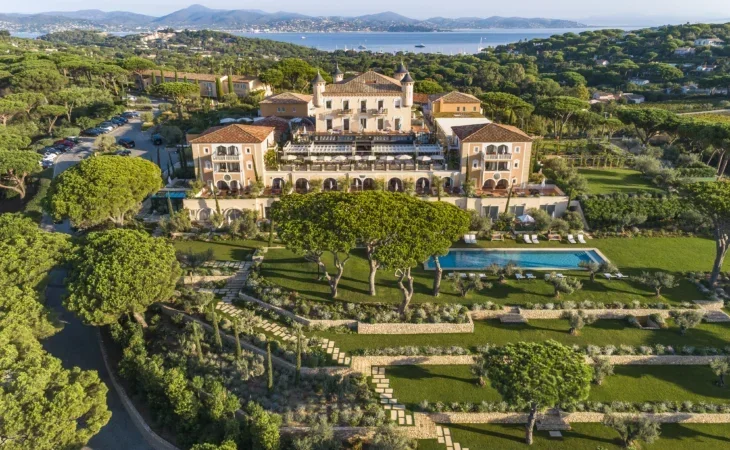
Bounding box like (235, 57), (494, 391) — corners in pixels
(184, 63), (568, 222)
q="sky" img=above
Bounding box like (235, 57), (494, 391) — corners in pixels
(5, 0), (730, 26)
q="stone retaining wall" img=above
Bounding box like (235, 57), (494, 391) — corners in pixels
(594, 355), (722, 365)
(180, 275), (235, 284)
(428, 411), (730, 424)
(357, 315), (474, 335)
(471, 307), (701, 321)
(238, 292), (356, 328)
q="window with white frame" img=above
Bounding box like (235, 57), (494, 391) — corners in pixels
(325, 100), (332, 109)
(204, 161), (212, 170)
(277, 107), (285, 113)
(474, 147), (480, 153)
(204, 147), (209, 154)
(515, 146), (521, 153)
(245, 148), (251, 154)
(472, 159), (480, 169)
(514, 161), (519, 169)
(247, 162), (253, 170)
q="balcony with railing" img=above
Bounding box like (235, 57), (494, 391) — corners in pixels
(211, 153), (241, 161)
(483, 153), (513, 160)
(336, 108), (353, 116)
(370, 108), (388, 116)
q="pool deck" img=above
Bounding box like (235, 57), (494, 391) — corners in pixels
(423, 247), (610, 272)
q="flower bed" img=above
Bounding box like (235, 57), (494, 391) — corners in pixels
(419, 400), (730, 415)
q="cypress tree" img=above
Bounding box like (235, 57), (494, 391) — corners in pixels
(295, 331), (302, 385)
(266, 341), (274, 392)
(151, 71), (157, 85)
(183, 74), (188, 83)
(166, 192), (174, 215)
(215, 78), (224, 99)
(159, 69), (164, 83)
(227, 74), (234, 96)
(174, 70), (179, 82)
(268, 219), (275, 247)
(190, 322), (204, 364)
(210, 302), (222, 350)
(233, 319), (242, 360)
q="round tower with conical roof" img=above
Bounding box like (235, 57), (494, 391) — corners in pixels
(332, 63), (344, 82)
(395, 60), (408, 81)
(401, 72), (414, 107)
(311, 70), (326, 108)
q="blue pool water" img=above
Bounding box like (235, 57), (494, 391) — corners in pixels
(424, 249), (607, 271)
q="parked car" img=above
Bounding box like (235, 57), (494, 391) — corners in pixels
(122, 111), (139, 118)
(83, 128), (103, 136)
(97, 124), (115, 133)
(65, 136), (81, 144)
(151, 134), (163, 146)
(54, 139), (75, 148)
(114, 115), (129, 123)
(100, 121), (117, 128)
(110, 117), (126, 126)
(115, 149), (132, 156)
(117, 138), (135, 148)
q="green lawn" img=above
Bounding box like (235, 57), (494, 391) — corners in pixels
(262, 237), (721, 307)
(418, 423), (730, 450)
(172, 237), (274, 261)
(386, 365), (730, 410)
(578, 168), (662, 194)
(316, 318), (730, 353)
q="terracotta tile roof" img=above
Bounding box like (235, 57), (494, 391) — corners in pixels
(324, 70), (403, 96)
(451, 123), (532, 143)
(189, 124), (275, 144)
(433, 112), (486, 119)
(230, 75), (257, 83)
(412, 93), (429, 104)
(260, 92), (313, 104)
(252, 116), (290, 141)
(430, 91), (481, 104)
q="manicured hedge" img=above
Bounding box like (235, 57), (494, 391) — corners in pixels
(580, 193), (684, 230)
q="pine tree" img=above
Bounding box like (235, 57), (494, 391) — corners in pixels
(266, 341), (274, 392)
(295, 330), (302, 385)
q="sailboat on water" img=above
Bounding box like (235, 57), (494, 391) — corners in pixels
(477, 37), (486, 53)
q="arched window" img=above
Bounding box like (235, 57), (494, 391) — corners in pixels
(228, 145), (238, 156)
(486, 145), (496, 154)
(323, 178), (338, 191)
(498, 145), (509, 154)
(216, 145), (226, 156)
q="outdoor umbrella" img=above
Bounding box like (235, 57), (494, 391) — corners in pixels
(416, 155), (432, 162)
(304, 155), (319, 161)
(365, 155), (377, 161)
(431, 155), (445, 160)
(333, 155), (348, 162)
(219, 118), (236, 124)
(517, 214), (535, 224)
(237, 117), (254, 123)
(396, 154), (413, 160)
(348, 155), (363, 161)
(380, 155), (395, 161)
(282, 155), (298, 161)
(322, 155), (333, 162)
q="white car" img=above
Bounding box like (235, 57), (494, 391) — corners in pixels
(97, 124), (114, 133)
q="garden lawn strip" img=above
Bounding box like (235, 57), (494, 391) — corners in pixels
(172, 237), (271, 261)
(385, 365), (730, 410)
(420, 423), (730, 450)
(578, 168), (663, 194)
(262, 237), (724, 307)
(316, 319), (730, 353)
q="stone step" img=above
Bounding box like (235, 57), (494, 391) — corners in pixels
(704, 311), (730, 322)
(500, 314), (528, 324)
(536, 420), (571, 431)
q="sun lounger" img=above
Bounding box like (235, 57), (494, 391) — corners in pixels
(459, 273), (468, 279)
(577, 234), (587, 244)
(614, 272), (628, 279)
(548, 234), (561, 241)
(567, 234), (577, 244)
(556, 273), (564, 278)
(523, 234), (533, 244)
(470, 234), (478, 243)
(464, 234), (471, 243)
(468, 273), (476, 279)
(491, 233), (504, 241)
(515, 273), (525, 280)
(531, 234), (539, 244)
(526, 273), (536, 280)
(478, 274), (488, 280)
(603, 273), (613, 280)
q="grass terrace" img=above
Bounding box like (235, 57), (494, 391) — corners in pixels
(417, 423), (730, 450)
(261, 237), (724, 307)
(386, 365), (730, 410)
(578, 168), (662, 194)
(316, 318), (730, 353)
(172, 236), (276, 260)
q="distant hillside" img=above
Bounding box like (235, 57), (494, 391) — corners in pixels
(0, 5), (587, 33)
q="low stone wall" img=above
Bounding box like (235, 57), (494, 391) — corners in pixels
(238, 292), (356, 329)
(428, 411), (730, 424)
(471, 307), (702, 321)
(595, 355), (722, 365)
(357, 316), (474, 335)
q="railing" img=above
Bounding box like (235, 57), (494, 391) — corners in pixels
(370, 108), (388, 115)
(483, 153), (513, 160)
(211, 154), (241, 161)
(336, 108), (353, 116)
(276, 162), (446, 172)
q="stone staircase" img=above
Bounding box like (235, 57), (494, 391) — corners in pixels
(500, 307), (528, 324)
(536, 411), (571, 431)
(199, 261), (249, 303)
(435, 425), (469, 450)
(370, 366), (413, 426)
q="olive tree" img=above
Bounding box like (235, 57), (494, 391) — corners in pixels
(603, 415), (661, 448)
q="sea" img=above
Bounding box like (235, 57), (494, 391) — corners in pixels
(12, 27), (637, 55)
(232, 28), (633, 54)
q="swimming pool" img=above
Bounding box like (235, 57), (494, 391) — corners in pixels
(423, 248), (608, 271)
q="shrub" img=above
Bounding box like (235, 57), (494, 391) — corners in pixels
(602, 415), (661, 448)
(669, 310), (705, 335)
